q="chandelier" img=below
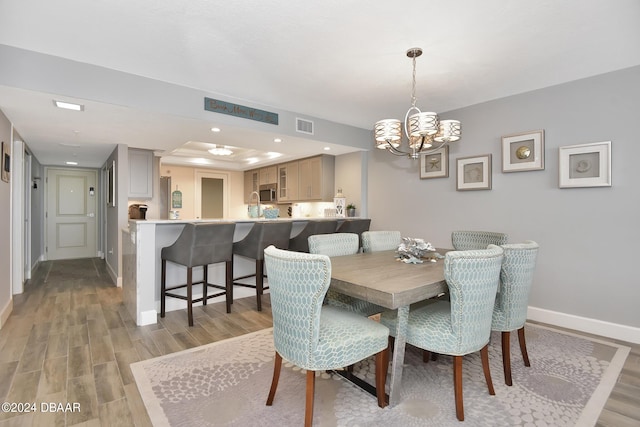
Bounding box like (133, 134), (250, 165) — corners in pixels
(208, 144), (233, 156)
(374, 48), (461, 159)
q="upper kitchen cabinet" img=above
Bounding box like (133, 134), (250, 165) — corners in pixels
(277, 161), (299, 203)
(259, 165), (277, 185)
(297, 155), (335, 201)
(128, 148), (154, 199)
(244, 169), (259, 203)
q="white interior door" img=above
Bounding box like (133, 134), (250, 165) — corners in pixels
(195, 171), (228, 219)
(46, 168), (98, 260)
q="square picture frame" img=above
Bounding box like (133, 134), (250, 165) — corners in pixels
(559, 141), (611, 188)
(502, 129), (544, 172)
(419, 146), (449, 179)
(457, 154), (492, 191)
(1, 141), (10, 183)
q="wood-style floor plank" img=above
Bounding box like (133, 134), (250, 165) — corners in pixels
(0, 258), (636, 427)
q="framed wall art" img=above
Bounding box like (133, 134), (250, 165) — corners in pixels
(1, 141), (10, 183)
(419, 146), (449, 179)
(559, 141), (611, 188)
(456, 154), (492, 191)
(502, 129), (544, 172)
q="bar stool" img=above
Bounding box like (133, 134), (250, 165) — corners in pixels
(336, 218), (371, 250)
(232, 221), (293, 311)
(161, 222), (236, 326)
(288, 220), (338, 253)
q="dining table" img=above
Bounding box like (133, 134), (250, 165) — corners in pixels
(329, 249), (449, 407)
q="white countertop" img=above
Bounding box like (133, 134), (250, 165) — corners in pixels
(129, 217), (362, 224)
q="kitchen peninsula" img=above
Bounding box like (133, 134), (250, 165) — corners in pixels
(122, 217), (355, 325)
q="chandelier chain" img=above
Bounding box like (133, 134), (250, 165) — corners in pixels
(411, 55), (417, 108)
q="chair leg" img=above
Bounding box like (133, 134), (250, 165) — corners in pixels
(266, 352), (282, 406)
(256, 259), (264, 311)
(225, 260), (233, 313)
(517, 327), (531, 367)
(375, 347), (389, 408)
(305, 370), (315, 427)
(202, 265), (208, 306)
(160, 259), (167, 318)
(502, 331), (513, 386)
(481, 344), (495, 395)
(453, 356), (464, 421)
(186, 267), (193, 327)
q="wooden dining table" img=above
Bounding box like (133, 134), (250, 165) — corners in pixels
(329, 249), (449, 407)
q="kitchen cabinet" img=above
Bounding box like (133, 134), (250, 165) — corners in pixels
(277, 162), (299, 202)
(128, 148), (154, 199)
(259, 165), (277, 185)
(297, 155), (335, 201)
(244, 169), (259, 203)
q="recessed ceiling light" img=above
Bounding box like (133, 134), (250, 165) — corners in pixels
(192, 158), (209, 164)
(323, 147), (331, 151)
(66, 161), (78, 165)
(273, 138), (282, 143)
(247, 157), (259, 164)
(267, 152), (282, 159)
(211, 127), (221, 132)
(54, 100), (84, 111)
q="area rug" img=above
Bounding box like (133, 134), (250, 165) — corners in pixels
(131, 323), (629, 426)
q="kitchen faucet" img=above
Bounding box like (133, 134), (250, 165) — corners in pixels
(248, 191), (261, 217)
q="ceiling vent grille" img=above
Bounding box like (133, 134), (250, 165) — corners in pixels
(296, 118), (314, 135)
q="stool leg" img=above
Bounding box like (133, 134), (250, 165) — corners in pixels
(225, 260), (232, 313)
(161, 259), (167, 318)
(256, 259), (263, 311)
(202, 265), (208, 306)
(187, 267), (194, 327)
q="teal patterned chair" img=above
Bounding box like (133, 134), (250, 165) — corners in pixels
(451, 230), (508, 250)
(264, 246), (389, 426)
(380, 245), (504, 421)
(492, 241), (539, 386)
(308, 233), (384, 317)
(362, 230), (402, 253)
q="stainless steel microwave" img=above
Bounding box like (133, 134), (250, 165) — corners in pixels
(259, 184), (277, 203)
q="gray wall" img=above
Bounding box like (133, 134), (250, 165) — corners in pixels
(0, 110), (12, 327)
(30, 153), (44, 270)
(368, 65), (640, 331)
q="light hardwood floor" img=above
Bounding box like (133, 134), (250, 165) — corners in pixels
(0, 258), (637, 426)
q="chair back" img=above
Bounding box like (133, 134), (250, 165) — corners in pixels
(444, 245), (504, 353)
(308, 233), (359, 257)
(492, 241), (539, 331)
(362, 231), (402, 253)
(233, 221), (292, 259)
(264, 245), (331, 367)
(451, 230), (508, 251)
(161, 222), (236, 267)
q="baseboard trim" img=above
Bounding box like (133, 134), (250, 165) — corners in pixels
(0, 298), (13, 330)
(138, 310), (157, 326)
(105, 260), (121, 287)
(528, 306), (640, 345)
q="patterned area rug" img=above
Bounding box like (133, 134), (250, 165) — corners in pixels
(131, 324), (629, 426)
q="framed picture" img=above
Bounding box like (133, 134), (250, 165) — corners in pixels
(106, 160), (116, 207)
(559, 141), (611, 188)
(502, 130), (544, 172)
(1, 141), (10, 183)
(456, 154), (492, 191)
(419, 146), (449, 179)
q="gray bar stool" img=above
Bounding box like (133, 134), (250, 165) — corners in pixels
(232, 221), (292, 311)
(336, 218), (371, 250)
(161, 222), (236, 326)
(288, 220), (338, 253)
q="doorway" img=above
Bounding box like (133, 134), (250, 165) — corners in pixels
(45, 167), (98, 260)
(195, 171), (228, 219)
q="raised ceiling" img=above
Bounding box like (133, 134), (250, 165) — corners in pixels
(0, 0), (639, 169)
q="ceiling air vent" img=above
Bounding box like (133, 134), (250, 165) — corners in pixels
(296, 118), (314, 135)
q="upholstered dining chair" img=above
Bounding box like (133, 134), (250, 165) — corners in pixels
(308, 233), (384, 317)
(380, 245), (504, 421)
(264, 246), (389, 427)
(492, 240), (539, 386)
(362, 230), (402, 253)
(451, 230), (508, 251)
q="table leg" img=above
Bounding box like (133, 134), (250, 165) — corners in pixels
(388, 305), (409, 407)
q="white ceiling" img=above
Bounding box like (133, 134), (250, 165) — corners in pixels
(0, 0), (639, 169)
